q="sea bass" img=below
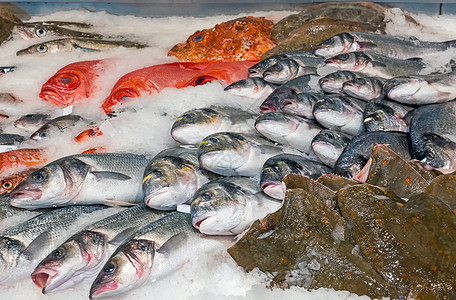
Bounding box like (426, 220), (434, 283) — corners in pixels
(383, 66), (456, 105)
(101, 61), (256, 113)
(409, 100), (456, 174)
(10, 153), (149, 209)
(40, 60), (108, 106)
(248, 51), (320, 77)
(312, 95), (366, 135)
(142, 147), (215, 210)
(191, 177), (281, 235)
(197, 132), (283, 177)
(171, 106), (256, 145)
(31, 204), (168, 294)
(260, 154), (332, 199)
(0, 205), (107, 284)
(279, 92), (324, 119)
(314, 32), (456, 59)
(342, 76), (386, 101)
(168, 16), (276, 62)
(334, 131), (411, 178)
(262, 59), (317, 84)
(255, 112), (323, 154)
(89, 212), (214, 299)
(318, 71), (363, 94)
(311, 129), (351, 168)
(224, 77), (278, 100)
(17, 38), (147, 56)
(324, 52), (425, 78)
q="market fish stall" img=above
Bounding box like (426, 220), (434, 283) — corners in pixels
(0, 1), (455, 299)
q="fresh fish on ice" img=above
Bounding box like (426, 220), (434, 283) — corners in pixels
(363, 99), (412, 132)
(279, 92), (323, 119)
(311, 129), (351, 168)
(14, 114), (52, 132)
(30, 115), (88, 141)
(224, 77), (278, 100)
(342, 76), (386, 101)
(318, 71), (362, 94)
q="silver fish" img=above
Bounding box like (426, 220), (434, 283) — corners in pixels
(314, 32), (456, 59)
(334, 131), (411, 178)
(342, 76), (386, 101)
(260, 154), (332, 199)
(142, 147), (215, 210)
(383, 67), (456, 105)
(14, 113), (52, 132)
(263, 58), (319, 84)
(89, 212), (207, 299)
(15, 23), (103, 40)
(311, 129), (352, 168)
(31, 204), (168, 294)
(10, 153), (149, 209)
(363, 99), (413, 132)
(0, 66), (15, 75)
(248, 51), (321, 77)
(30, 115), (87, 141)
(0, 205), (107, 284)
(409, 100), (456, 174)
(318, 71), (362, 94)
(0, 134), (25, 146)
(0, 194), (45, 231)
(17, 38), (147, 56)
(171, 106), (256, 145)
(279, 92), (323, 119)
(255, 112), (322, 154)
(224, 77), (278, 100)
(197, 132), (283, 176)
(324, 52), (425, 78)
(312, 95), (366, 135)
(191, 177), (281, 235)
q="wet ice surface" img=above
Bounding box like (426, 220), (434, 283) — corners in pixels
(0, 7), (454, 300)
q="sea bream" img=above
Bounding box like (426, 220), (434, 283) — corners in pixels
(334, 131), (411, 178)
(9, 153), (150, 209)
(342, 76), (386, 101)
(197, 132), (283, 177)
(190, 177), (281, 235)
(16, 38), (147, 56)
(255, 112), (323, 154)
(312, 95), (366, 135)
(324, 52), (425, 78)
(260, 154), (332, 200)
(31, 204), (168, 294)
(363, 99), (413, 132)
(224, 77), (278, 100)
(0, 205), (107, 284)
(318, 71), (363, 94)
(89, 212), (221, 299)
(409, 100), (456, 174)
(142, 147), (215, 210)
(171, 106), (256, 145)
(383, 66), (456, 105)
(311, 129), (351, 168)
(314, 32), (456, 59)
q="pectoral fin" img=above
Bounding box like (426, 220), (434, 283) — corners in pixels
(91, 171), (131, 181)
(157, 232), (188, 256)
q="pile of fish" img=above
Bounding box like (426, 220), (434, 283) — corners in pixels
(0, 2), (455, 300)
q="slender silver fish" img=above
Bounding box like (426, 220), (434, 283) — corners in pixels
(15, 22), (103, 40)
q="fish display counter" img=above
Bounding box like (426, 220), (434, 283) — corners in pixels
(0, 1), (455, 300)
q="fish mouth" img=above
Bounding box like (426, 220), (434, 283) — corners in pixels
(90, 280), (119, 299)
(31, 268), (62, 294)
(191, 212), (216, 229)
(39, 89), (65, 106)
(10, 189), (42, 202)
(261, 181), (286, 200)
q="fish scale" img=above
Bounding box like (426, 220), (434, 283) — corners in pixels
(73, 153), (149, 176)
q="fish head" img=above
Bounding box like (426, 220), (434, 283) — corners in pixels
(260, 89), (296, 112)
(325, 53), (365, 72)
(334, 152), (367, 179)
(171, 108), (226, 145)
(197, 132), (251, 176)
(312, 130), (350, 167)
(30, 123), (56, 141)
(89, 239), (155, 299)
(263, 60), (294, 84)
(224, 78), (274, 99)
(74, 127), (103, 143)
(0, 237), (23, 279)
(32, 231), (107, 293)
(418, 134), (456, 173)
(14, 114), (51, 131)
(260, 159), (294, 200)
(255, 112), (299, 141)
(280, 93), (315, 118)
(101, 77), (157, 114)
(383, 77), (423, 102)
(15, 24), (49, 40)
(10, 158), (89, 208)
(313, 96), (352, 127)
(319, 71), (357, 94)
(40, 60), (102, 106)
(142, 159), (190, 210)
(314, 33), (357, 58)
(17, 40), (69, 56)
(190, 180), (247, 235)
(248, 58), (278, 78)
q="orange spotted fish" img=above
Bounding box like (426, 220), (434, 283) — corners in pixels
(0, 168), (38, 194)
(102, 60), (257, 113)
(0, 149), (49, 175)
(168, 16), (276, 62)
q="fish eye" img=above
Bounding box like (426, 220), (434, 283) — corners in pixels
(425, 150), (435, 160)
(208, 137), (218, 143)
(324, 38), (334, 45)
(273, 63), (283, 71)
(55, 73), (80, 89)
(201, 192), (212, 201)
(192, 34), (204, 43)
(104, 262), (116, 274)
(32, 171), (46, 182)
(37, 44), (48, 53)
(25, 114), (33, 118)
(191, 75), (216, 86)
(153, 169), (163, 177)
(39, 131), (47, 138)
(53, 248), (66, 259)
(338, 54), (349, 61)
(355, 78), (366, 85)
(183, 113), (193, 119)
(35, 28), (47, 37)
(2, 181), (12, 190)
(89, 130), (97, 137)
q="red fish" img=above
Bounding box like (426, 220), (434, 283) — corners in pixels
(101, 60), (257, 113)
(0, 168), (38, 194)
(40, 60), (107, 106)
(74, 127), (103, 143)
(0, 149), (49, 175)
